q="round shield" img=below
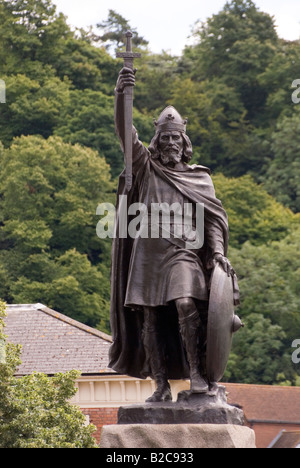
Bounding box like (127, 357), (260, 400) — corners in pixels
(206, 263), (240, 383)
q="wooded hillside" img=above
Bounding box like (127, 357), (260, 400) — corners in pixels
(0, 0), (299, 385)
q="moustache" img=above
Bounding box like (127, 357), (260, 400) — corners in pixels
(165, 146), (180, 153)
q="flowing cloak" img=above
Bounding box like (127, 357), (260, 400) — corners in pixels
(108, 92), (238, 380)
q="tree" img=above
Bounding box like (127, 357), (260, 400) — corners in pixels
(0, 0), (71, 69)
(229, 227), (300, 343)
(49, 33), (120, 92)
(54, 88), (155, 178)
(0, 136), (114, 331)
(258, 39), (300, 125)
(0, 301), (97, 448)
(264, 111), (300, 213)
(223, 225), (300, 385)
(224, 313), (294, 385)
(185, 0), (278, 122)
(134, 51), (179, 113)
(168, 76), (257, 174)
(9, 250), (111, 331)
(96, 9), (148, 52)
(0, 0), (120, 93)
(0, 73), (70, 146)
(213, 174), (297, 247)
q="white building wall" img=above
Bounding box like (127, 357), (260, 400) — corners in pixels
(73, 375), (190, 408)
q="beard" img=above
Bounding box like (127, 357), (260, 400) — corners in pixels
(159, 148), (183, 166)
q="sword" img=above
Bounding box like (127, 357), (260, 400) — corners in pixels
(116, 31), (141, 192)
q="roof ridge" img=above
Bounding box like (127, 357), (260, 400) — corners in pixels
(224, 382), (300, 390)
(7, 303), (112, 343)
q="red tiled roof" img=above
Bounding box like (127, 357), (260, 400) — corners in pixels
(4, 304), (113, 376)
(225, 382), (300, 423)
(269, 430), (300, 448)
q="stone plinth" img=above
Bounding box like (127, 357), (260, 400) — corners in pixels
(118, 385), (244, 426)
(99, 424), (256, 448)
(99, 385), (255, 448)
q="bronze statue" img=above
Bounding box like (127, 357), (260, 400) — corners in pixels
(109, 34), (242, 403)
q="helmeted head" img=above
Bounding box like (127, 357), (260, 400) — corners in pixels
(148, 106), (192, 165)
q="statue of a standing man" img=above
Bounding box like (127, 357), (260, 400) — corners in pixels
(109, 66), (239, 402)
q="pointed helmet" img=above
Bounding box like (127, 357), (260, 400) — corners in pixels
(154, 106), (187, 133)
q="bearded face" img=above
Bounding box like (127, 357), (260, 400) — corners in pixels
(158, 131), (184, 165)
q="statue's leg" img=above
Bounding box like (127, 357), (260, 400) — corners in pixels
(176, 298), (209, 394)
(142, 307), (172, 403)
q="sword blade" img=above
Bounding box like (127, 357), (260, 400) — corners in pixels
(124, 86), (133, 191)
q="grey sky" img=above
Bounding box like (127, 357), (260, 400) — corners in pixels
(53, 0), (300, 55)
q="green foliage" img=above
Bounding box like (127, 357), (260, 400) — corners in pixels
(0, 370), (98, 448)
(0, 307), (97, 448)
(229, 228), (300, 338)
(226, 228), (300, 385)
(134, 52), (179, 113)
(178, 0), (298, 178)
(9, 250), (111, 330)
(1, 0), (300, 386)
(0, 0), (71, 72)
(96, 9), (149, 52)
(258, 40), (300, 123)
(54, 89), (124, 178)
(186, 0), (278, 121)
(168, 77), (259, 174)
(0, 135), (113, 252)
(0, 73), (70, 145)
(213, 174), (297, 247)
(0, 135), (113, 331)
(224, 313), (294, 385)
(0, 0), (121, 145)
(0, 0), (117, 93)
(264, 111), (300, 212)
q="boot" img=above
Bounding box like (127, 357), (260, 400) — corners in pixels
(146, 373), (172, 403)
(178, 309), (209, 394)
(142, 308), (172, 403)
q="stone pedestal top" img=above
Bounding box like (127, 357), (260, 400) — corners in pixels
(99, 424), (256, 449)
(118, 385), (245, 426)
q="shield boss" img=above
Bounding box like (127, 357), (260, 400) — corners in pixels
(206, 263), (242, 383)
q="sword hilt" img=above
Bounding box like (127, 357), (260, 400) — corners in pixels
(126, 30), (133, 53)
(116, 30), (141, 70)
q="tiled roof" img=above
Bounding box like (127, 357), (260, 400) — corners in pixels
(4, 304), (113, 376)
(268, 430), (300, 448)
(225, 382), (300, 423)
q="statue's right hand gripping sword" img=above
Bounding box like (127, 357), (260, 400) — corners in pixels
(116, 31), (141, 192)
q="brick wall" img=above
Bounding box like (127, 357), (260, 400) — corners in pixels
(81, 407), (300, 448)
(249, 422), (300, 448)
(82, 408), (118, 444)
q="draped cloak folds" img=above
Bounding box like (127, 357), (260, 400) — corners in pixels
(108, 92), (238, 380)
